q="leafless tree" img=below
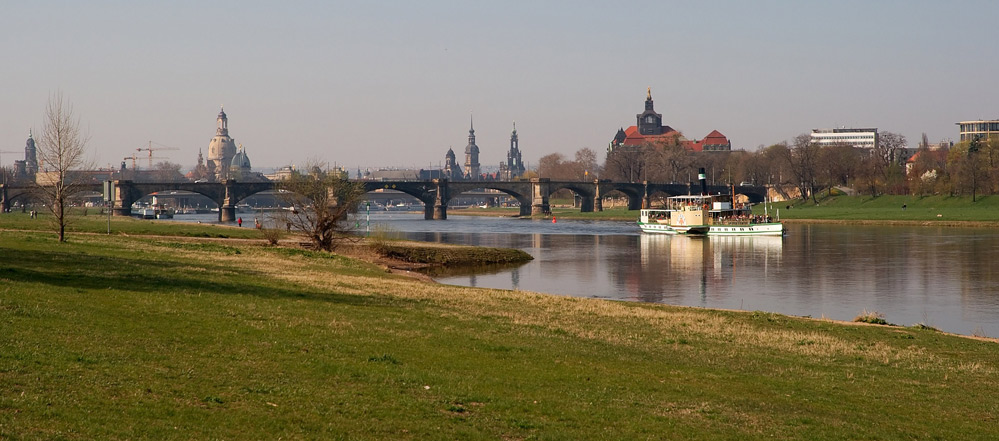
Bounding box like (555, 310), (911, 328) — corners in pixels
(818, 143), (860, 193)
(35, 92), (92, 242)
(574, 148), (599, 179)
(275, 163), (367, 251)
(604, 147), (645, 182)
(782, 134), (821, 203)
(949, 140), (990, 201)
(537, 153), (569, 179)
(150, 161), (185, 182)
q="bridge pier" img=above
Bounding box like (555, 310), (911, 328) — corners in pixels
(112, 180), (133, 216)
(433, 204), (447, 220)
(530, 178), (550, 216)
(220, 206), (236, 222)
(219, 180), (237, 222)
(0, 185), (8, 213)
(427, 178), (448, 220)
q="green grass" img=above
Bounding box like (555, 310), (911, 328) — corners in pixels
(768, 194), (999, 223)
(2, 229), (999, 439)
(0, 210), (265, 239)
(369, 242), (533, 265)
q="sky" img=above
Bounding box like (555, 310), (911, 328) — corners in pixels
(2, 0), (997, 172)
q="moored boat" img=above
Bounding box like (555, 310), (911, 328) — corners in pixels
(637, 168), (783, 236)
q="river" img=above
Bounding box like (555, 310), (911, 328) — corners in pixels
(167, 211), (999, 337)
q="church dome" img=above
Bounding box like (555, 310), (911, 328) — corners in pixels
(231, 146), (251, 170)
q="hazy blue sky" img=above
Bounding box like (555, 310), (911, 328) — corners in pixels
(2, 1), (997, 171)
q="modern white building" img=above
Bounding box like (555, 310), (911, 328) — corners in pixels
(956, 120), (999, 142)
(810, 128), (878, 149)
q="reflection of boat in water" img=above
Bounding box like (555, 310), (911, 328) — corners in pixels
(639, 232), (783, 271)
(637, 168), (782, 236)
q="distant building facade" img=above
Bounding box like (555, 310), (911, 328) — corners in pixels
(498, 122), (525, 180)
(207, 107), (238, 182)
(957, 120), (999, 142)
(609, 88), (731, 152)
(810, 128), (878, 149)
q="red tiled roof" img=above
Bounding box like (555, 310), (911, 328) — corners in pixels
(620, 125), (682, 146)
(702, 130), (727, 142)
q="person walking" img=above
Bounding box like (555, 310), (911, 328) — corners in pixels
(237, 217), (243, 227)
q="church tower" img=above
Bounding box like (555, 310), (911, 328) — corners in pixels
(24, 129), (38, 177)
(463, 116), (480, 180)
(444, 147), (462, 180)
(636, 87), (664, 135)
(206, 106), (238, 181)
(500, 122), (525, 180)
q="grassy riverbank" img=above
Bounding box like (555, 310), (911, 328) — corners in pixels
(771, 194), (999, 224)
(2, 225), (998, 439)
(452, 194), (999, 224)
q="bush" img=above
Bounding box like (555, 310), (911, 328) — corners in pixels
(854, 309), (889, 325)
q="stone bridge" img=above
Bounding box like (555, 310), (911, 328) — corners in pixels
(1, 179), (769, 221)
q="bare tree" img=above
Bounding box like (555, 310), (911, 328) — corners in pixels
(574, 148), (599, 179)
(150, 161), (185, 182)
(604, 147), (645, 182)
(276, 164), (367, 251)
(818, 143), (860, 193)
(35, 92), (91, 242)
(950, 139), (989, 201)
(782, 134), (821, 202)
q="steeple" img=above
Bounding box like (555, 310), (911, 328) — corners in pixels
(24, 128), (38, 175)
(463, 115), (480, 180)
(645, 87), (654, 111)
(467, 115), (476, 145)
(216, 105), (228, 136)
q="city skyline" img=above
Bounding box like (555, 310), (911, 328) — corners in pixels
(2, 1), (997, 171)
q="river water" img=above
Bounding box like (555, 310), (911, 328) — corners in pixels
(168, 211), (999, 337)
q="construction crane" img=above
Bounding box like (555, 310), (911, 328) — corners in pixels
(137, 141), (180, 168)
(0, 150), (20, 167)
(0, 150), (20, 183)
(123, 153), (165, 170)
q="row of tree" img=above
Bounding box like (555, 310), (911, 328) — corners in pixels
(539, 132), (999, 202)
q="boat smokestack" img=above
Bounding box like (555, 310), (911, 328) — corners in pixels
(698, 167), (707, 195)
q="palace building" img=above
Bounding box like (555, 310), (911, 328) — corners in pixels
(609, 88), (731, 152)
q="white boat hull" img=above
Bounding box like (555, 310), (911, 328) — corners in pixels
(638, 221), (783, 236)
(704, 223), (783, 236)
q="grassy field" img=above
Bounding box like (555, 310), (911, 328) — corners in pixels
(770, 194), (999, 223)
(2, 221), (999, 439)
(0, 210), (263, 239)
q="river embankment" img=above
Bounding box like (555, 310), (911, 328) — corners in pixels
(450, 194), (999, 225)
(2, 218), (999, 439)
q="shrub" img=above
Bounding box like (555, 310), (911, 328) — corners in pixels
(854, 309), (888, 325)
